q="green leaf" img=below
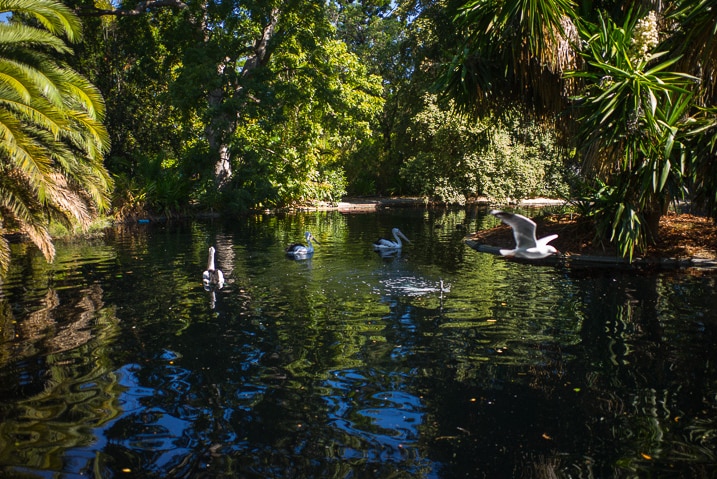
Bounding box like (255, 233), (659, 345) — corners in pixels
(659, 159), (670, 192)
(648, 88), (657, 116)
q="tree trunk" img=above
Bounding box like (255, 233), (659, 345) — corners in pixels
(206, 8), (279, 192)
(214, 144), (233, 190)
(644, 209), (662, 245)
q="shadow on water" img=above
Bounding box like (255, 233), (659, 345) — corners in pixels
(0, 207), (716, 478)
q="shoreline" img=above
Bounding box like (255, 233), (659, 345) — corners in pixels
(327, 196), (566, 212)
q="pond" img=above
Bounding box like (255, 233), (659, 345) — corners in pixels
(0, 207), (716, 478)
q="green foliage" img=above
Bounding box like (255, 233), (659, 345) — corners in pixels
(0, 0), (112, 271)
(227, 33), (383, 209)
(69, 8), (196, 186)
(398, 95), (571, 204)
(66, 0), (385, 212)
(437, 0), (579, 115)
(336, 0), (459, 196)
(666, 0), (717, 107)
(565, 10), (697, 256)
(685, 106), (717, 217)
(436, 0), (717, 257)
(111, 154), (196, 218)
(50, 0), (716, 241)
(571, 179), (647, 260)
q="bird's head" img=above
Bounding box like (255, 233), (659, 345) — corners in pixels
(305, 232), (319, 244)
(394, 228), (411, 243)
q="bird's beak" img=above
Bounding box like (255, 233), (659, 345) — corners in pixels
(400, 232), (411, 243)
(311, 235), (320, 245)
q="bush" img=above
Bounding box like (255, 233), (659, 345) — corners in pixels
(399, 95), (571, 203)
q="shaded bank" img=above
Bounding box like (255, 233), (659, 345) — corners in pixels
(466, 212), (717, 270)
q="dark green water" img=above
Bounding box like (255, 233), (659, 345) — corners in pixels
(0, 208), (716, 478)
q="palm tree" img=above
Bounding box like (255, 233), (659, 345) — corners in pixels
(670, 0), (717, 107)
(436, 0), (581, 117)
(565, 11), (697, 258)
(668, 0), (717, 218)
(0, 0), (111, 272)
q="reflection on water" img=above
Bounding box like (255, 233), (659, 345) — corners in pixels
(0, 208), (716, 478)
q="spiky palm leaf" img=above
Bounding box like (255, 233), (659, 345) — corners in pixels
(437, 0), (581, 115)
(0, 0), (111, 273)
(669, 0), (717, 106)
(564, 10), (700, 258)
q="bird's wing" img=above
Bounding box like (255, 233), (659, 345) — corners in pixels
(492, 211), (538, 249)
(286, 243), (303, 252)
(374, 238), (395, 247)
(537, 234), (558, 246)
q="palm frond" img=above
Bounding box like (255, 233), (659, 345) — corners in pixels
(0, 233), (10, 274)
(0, 0), (83, 42)
(0, 0), (111, 270)
(0, 23), (72, 54)
(0, 173), (55, 262)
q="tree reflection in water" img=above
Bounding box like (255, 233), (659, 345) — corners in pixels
(0, 210), (715, 478)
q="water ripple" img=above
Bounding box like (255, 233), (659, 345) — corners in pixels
(322, 368), (426, 464)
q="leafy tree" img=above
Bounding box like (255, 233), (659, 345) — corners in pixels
(334, 0), (479, 196)
(70, 0), (384, 211)
(0, 0), (112, 271)
(669, 0), (717, 107)
(66, 5), (198, 218)
(229, 34), (384, 208)
(331, 0), (406, 194)
(668, 0), (717, 218)
(566, 11), (697, 258)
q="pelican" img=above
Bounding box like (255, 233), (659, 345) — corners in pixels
(286, 232), (318, 258)
(490, 210), (559, 260)
(373, 228), (411, 251)
(202, 246), (225, 290)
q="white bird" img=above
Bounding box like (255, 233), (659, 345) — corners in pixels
(373, 228), (411, 251)
(286, 232), (318, 258)
(203, 246), (225, 290)
(490, 210), (559, 259)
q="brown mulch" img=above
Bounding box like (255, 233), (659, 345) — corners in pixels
(468, 213), (717, 260)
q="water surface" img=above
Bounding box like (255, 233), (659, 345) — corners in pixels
(1, 208), (716, 478)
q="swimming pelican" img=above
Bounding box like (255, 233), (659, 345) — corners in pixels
(373, 228), (411, 251)
(286, 232), (318, 258)
(490, 210), (559, 259)
(202, 246), (225, 290)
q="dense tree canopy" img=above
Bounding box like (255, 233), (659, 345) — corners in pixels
(68, 0), (386, 213)
(59, 0), (580, 214)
